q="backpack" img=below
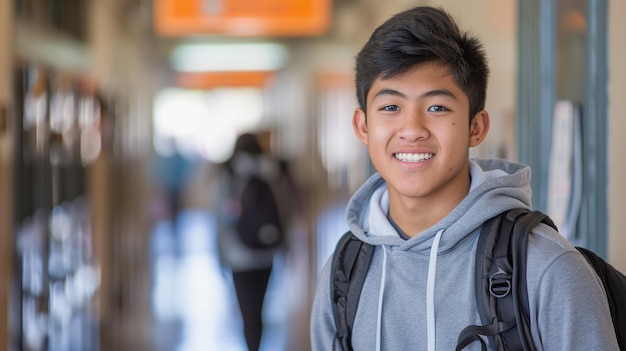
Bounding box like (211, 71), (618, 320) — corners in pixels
(233, 175), (284, 249)
(330, 209), (626, 351)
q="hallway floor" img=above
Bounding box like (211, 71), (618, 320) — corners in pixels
(146, 210), (289, 351)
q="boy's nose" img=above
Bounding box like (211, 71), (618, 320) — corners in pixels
(399, 113), (429, 141)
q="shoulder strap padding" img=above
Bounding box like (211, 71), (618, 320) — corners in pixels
(331, 232), (375, 351)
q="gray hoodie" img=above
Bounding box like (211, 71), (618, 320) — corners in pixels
(311, 159), (618, 350)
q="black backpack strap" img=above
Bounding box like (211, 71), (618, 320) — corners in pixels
(457, 212), (518, 351)
(457, 209), (556, 351)
(331, 232), (375, 351)
(509, 210), (554, 351)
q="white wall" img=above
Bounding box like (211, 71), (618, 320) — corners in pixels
(608, 0), (626, 272)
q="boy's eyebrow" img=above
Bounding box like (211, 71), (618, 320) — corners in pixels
(372, 88), (458, 100)
(420, 89), (458, 100)
(372, 88), (406, 99)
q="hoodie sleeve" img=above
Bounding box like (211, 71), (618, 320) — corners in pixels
(310, 257), (341, 351)
(532, 249), (619, 350)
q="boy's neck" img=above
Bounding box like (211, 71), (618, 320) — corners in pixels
(388, 175), (471, 237)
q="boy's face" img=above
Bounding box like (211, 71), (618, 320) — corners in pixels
(353, 62), (489, 206)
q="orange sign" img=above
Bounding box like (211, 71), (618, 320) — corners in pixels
(176, 71), (275, 89)
(154, 0), (331, 37)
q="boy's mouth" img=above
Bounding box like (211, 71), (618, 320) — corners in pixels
(394, 153), (434, 163)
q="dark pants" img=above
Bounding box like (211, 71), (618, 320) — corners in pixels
(232, 266), (273, 351)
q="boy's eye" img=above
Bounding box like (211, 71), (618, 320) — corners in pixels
(380, 105), (400, 112)
(427, 105), (448, 112)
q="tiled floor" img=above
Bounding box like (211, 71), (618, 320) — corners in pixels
(148, 210), (289, 351)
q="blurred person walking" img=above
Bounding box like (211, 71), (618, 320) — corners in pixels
(214, 133), (287, 351)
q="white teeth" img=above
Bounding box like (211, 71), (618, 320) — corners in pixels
(395, 153), (433, 162)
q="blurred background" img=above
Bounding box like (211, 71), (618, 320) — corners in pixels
(0, 0), (625, 350)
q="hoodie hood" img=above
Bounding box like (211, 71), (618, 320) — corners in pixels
(342, 158), (532, 351)
(346, 158), (532, 252)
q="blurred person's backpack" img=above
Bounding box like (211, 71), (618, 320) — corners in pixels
(231, 174), (284, 249)
(330, 208), (626, 351)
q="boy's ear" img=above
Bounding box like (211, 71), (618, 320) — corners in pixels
(352, 108), (369, 145)
(469, 110), (490, 147)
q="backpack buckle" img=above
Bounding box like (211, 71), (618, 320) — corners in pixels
(489, 267), (511, 298)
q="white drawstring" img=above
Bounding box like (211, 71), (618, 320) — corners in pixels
(427, 229), (445, 351)
(375, 245), (388, 351)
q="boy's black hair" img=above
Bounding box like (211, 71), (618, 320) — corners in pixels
(355, 6), (489, 120)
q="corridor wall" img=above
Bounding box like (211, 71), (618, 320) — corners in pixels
(608, 0), (626, 272)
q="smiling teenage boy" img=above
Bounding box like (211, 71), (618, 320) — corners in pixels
(310, 6), (618, 351)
